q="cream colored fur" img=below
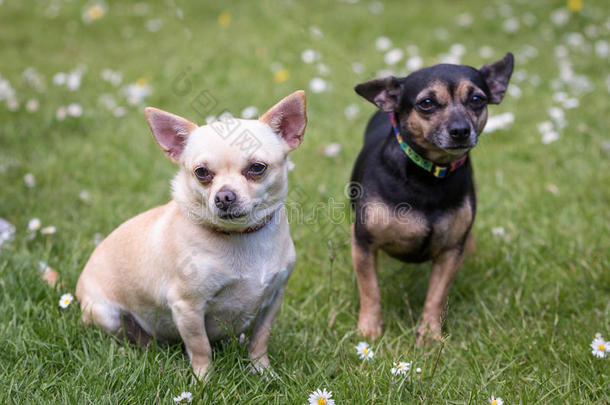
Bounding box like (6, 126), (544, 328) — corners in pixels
(76, 91), (306, 379)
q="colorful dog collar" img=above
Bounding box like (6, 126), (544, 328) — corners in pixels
(388, 112), (467, 179)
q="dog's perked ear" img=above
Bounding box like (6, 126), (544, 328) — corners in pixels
(145, 107), (198, 162)
(260, 90), (307, 150)
(354, 76), (402, 112)
(479, 52), (514, 104)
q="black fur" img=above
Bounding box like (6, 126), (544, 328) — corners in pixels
(350, 62), (499, 262)
(350, 111), (476, 263)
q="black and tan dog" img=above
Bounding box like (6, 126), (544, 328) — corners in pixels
(349, 53), (513, 342)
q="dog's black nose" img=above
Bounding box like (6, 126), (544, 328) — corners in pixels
(215, 189), (237, 210)
(449, 124), (471, 140)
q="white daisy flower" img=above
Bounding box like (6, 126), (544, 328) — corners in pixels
(457, 13), (473, 27)
(241, 106), (258, 119)
(307, 388), (334, 405)
(146, 18), (163, 32)
(541, 130), (560, 145)
(351, 62), (365, 75)
(507, 84), (521, 99)
(0, 75), (16, 101)
(24, 173), (36, 188)
(218, 111), (234, 121)
(122, 78), (152, 105)
(590, 336), (609, 358)
(113, 106), (127, 117)
(173, 391), (193, 403)
(98, 93), (117, 110)
(390, 361), (411, 375)
(376, 69), (394, 78)
(22, 67), (46, 92)
(406, 55), (423, 72)
(67, 103), (83, 117)
(26, 99), (39, 113)
(355, 341), (374, 360)
(309, 26), (323, 39)
(562, 98), (579, 109)
(450, 43), (466, 57)
(439, 53), (460, 65)
(324, 143), (341, 158)
(384, 48), (404, 65)
(53, 72), (67, 86)
(550, 8), (569, 26)
(66, 71), (83, 91)
(375, 36), (392, 51)
(369, 1), (383, 15)
(59, 293), (73, 309)
(344, 104), (360, 120)
(489, 396), (504, 405)
(523, 12), (537, 26)
(491, 227), (506, 237)
(502, 17), (520, 33)
(101, 69), (122, 86)
(309, 77), (328, 93)
(82, 1), (107, 23)
(416, 367), (422, 373)
(595, 40), (609, 58)
(317, 63), (330, 76)
(545, 184), (560, 196)
(6, 97), (19, 111)
(41, 226), (56, 235)
(28, 218), (41, 232)
(548, 107), (565, 124)
(56, 106), (67, 121)
(93, 233), (104, 245)
(0, 218), (16, 247)
(301, 49), (319, 64)
(483, 112), (514, 133)
(79, 190), (91, 203)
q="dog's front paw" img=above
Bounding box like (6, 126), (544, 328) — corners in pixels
(250, 360), (277, 380)
(191, 361), (211, 381)
(415, 321), (442, 345)
(358, 312), (383, 340)
(250, 354), (270, 374)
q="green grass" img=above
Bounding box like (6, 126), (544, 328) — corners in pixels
(1, 0), (609, 403)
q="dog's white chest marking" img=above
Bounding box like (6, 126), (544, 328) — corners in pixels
(150, 226), (295, 342)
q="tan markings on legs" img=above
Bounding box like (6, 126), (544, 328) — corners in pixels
(352, 224), (382, 339)
(465, 229), (476, 255)
(416, 248), (464, 344)
(170, 300), (212, 380)
(248, 288), (285, 374)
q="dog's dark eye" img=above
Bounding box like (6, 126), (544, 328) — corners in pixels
(194, 166), (213, 183)
(470, 95), (487, 108)
(416, 98), (436, 112)
(247, 162), (267, 176)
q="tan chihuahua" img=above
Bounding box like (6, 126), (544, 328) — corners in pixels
(76, 90), (307, 379)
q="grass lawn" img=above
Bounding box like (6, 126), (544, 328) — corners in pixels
(1, 0), (609, 403)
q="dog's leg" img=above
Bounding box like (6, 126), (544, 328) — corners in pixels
(416, 249), (464, 344)
(170, 299), (212, 380)
(119, 311), (153, 347)
(352, 224), (382, 339)
(248, 287), (286, 374)
(465, 230), (476, 255)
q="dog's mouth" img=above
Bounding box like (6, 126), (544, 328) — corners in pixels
(444, 145), (473, 153)
(217, 211), (248, 220)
